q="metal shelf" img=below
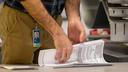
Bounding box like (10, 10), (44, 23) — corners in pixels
(107, 0), (128, 4)
(100, 0), (128, 62)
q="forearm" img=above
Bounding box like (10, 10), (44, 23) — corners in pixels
(65, 0), (80, 21)
(20, 0), (64, 38)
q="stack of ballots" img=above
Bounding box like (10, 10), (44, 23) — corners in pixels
(38, 40), (112, 68)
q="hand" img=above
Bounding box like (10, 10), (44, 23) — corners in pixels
(53, 34), (73, 63)
(68, 19), (86, 44)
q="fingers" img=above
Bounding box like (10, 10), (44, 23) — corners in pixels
(55, 46), (73, 63)
(60, 48), (67, 63)
(66, 46), (73, 60)
(68, 33), (80, 44)
(69, 33), (85, 44)
(55, 49), (67, 63)
(55, 49), (62, 62)
(68, 30), (86, 44)
(79, 31), (86, 42)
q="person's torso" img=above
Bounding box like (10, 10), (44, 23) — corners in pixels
(5, 0), (65, 16)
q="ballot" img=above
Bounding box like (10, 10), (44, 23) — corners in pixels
(38, 40), (111, 68)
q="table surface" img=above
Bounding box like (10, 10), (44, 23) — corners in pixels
(0, 63), (128, 72)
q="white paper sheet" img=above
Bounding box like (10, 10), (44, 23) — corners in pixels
(38, 40), (110, 67)
(0, 65), (36, 70)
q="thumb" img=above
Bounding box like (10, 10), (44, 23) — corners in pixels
(79, 31), (86, 42)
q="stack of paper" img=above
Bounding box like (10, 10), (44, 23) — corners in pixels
(38, 40), (111, 68)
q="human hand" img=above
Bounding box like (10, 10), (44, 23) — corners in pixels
(53, 34), (73, 63)
(68, 19), (86, 44)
